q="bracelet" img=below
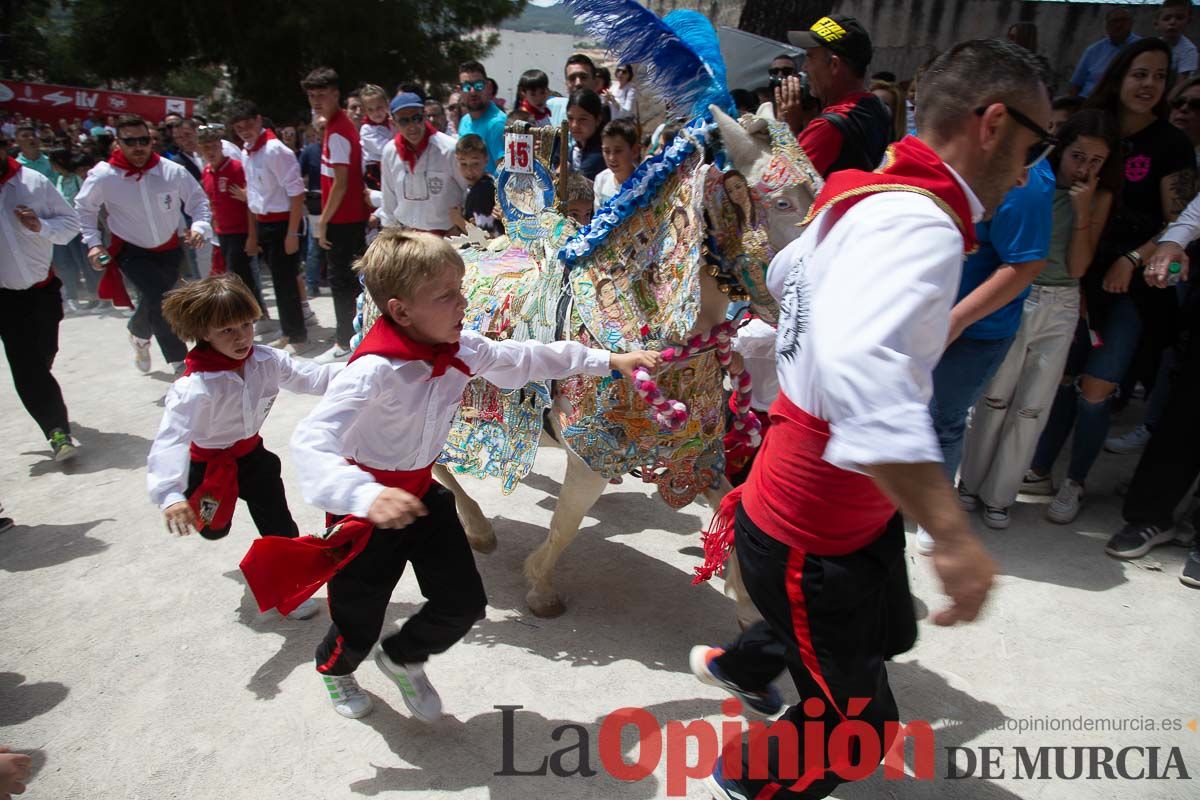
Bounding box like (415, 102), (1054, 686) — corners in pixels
(1124, 250), (1143, 268)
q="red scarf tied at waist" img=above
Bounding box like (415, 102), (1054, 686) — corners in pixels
(239, 316), (471, 616)
(695, 392), (896, 583)
(244, 128), (277, 155)
(395, 122), (438, 173)
(181, 346), (257, 532)
(801, 134), (979, 255)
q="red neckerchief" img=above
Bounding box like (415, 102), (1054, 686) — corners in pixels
(394, 122), (438, 173)
(518, 99), (549, 119)
(801, 135), (979, 254)
(244, 128), (277, 155)
(0, 157), (19, 187)
(109, 149), (161, 181)
(351, 315), (472, 379)
(183, 344), (253, 376)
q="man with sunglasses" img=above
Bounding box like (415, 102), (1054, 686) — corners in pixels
(918, 103), (1057, 551)
(455, 61), (506, 176)
(378, 93), (467, 235)
(76, 114), (211, 376)
(753, 54), (801, 121)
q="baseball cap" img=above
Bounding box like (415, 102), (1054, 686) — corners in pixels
(787, 15), (873, 72)
(389, 92), (424, 114)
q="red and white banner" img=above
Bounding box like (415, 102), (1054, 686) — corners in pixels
(0, 80), (196, 125)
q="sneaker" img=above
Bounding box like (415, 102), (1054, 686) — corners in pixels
(284, 341), (311, 357)
(321, 672), (373, 719)
(1181, 546), (1200, 589)
(1105, 424), (1151, 455)
(1046, 479), (1084, 524)
(302, 301), (317, 325)
(915, 525), (935, 556)
(129, 334), (152, 373)
(0, 517), (13, 534)
(375, 650), (443, 722)
(48, 429), (78, 462)
(982, 505), (1010, 530)
(254, 318), (277, 336)
(689, 645), (783, 717)
(704, 758), (752, 800)
(956, 483), (979, 512)
(1020, 470), (1054, 496)
(268, 335), (290, 349)
(284, 597), (320, 620)
(1104, 522), (1175, 559)
(314, 344), (352, 364)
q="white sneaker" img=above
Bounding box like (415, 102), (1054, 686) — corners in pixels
(284, 597), (320, 620)
(915, 525), (935, 556)
(1046, 479), (1084, 524)
(130, 334), (152, 373)
(302, 301), (317, 325)
(956, 483), (979, 512)
(1105, 424), (1151, 455)
(321, 672), (373, 719)
(314, 344), (352, 364)
(982, 505), (1010, 530)
(375, 650), (443, 722)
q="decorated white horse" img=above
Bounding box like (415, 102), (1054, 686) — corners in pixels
(357, 4), (823, 616)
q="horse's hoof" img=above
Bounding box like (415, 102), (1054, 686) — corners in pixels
(526, 588), (566, 618)
(468, 530), (497, 554)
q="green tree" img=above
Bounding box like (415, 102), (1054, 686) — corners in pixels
(62, 0), (525, 119)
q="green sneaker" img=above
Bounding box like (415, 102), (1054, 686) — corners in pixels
(49, 429), (78, 462)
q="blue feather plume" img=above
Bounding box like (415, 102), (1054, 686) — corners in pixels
(562, 0), (735, 119)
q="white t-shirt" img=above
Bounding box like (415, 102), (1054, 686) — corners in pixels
(1173, 36), (1199, 74)
(593, 168), (618, 210)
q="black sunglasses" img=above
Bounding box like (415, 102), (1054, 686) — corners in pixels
(974, 103), (1057, 168)
(769, 67), (797, 77)
(1171, 97), (1200, 112)
(394, 111), (426, 126)
(119, 136), (152, 146)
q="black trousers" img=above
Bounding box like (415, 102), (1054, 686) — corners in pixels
(0, 278), (70, 438)
(120, 244), (187, 363)
(184, 441), (299, 540)
(256, 220), (305, 342)
(325, 221), (365, 348)
(1123, 309), (1200, 529)
(712, 507), (917, 799)
(315, 485), (487, 675)
(216, 233), (266, 312)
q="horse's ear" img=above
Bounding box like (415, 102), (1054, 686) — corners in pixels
(710, 105), (771, 173)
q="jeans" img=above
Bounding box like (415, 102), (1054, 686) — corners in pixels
(325, 222), (365, 348)
(960, 285), (1080, 508)
(53, 234), (98, 302)
(929, 334), (1017, 481)
(305, 214), (324, 292)
(1032, 294), (1142, 484)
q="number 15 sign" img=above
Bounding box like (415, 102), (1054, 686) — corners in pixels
(505, 133), (534, 174)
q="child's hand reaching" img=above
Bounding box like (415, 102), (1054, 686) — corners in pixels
(0, 746), (33, 797)
(610, 350), (663, 380)
(164, 501), (198, 537)
(368, 488), (428, 530)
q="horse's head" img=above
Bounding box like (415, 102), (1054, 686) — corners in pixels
(711, 106), (820, 255)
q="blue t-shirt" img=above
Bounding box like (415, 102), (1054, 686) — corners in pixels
(457, 102), (507, 175)
(1071, 34), (1141, 97)
(956, 159), (1055, 340)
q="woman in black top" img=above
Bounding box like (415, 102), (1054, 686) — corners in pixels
(1031, 38), (1196, 524)
(566, 89), (608, 181)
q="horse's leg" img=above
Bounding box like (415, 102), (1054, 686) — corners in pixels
(433, 463), (497, 554)
(700, 477), (762, 629)
(523, 446), (608, 617)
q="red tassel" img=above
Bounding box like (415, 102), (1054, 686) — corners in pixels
(693, 486), (744, 584)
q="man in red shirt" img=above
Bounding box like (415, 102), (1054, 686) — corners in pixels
(302, 66), (369, 362)
(780, 15), (892, 177)
(197, 125), (264, 312)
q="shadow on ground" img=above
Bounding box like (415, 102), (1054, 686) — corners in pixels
(0, 518), (111, 573)
(26, 423), (152, 477)
(0, 672), (69, 726)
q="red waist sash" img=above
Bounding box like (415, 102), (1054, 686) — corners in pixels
(239, 460), (435, 615)
(188, 434), (262, 532)
(694, 392), (895, 583)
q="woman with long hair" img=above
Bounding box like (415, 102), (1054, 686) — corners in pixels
(870, 80), (906, 142)
(1026, 38), (1196, 525)
(565, 89), (608, 181)
(959, 110), (1119, 528)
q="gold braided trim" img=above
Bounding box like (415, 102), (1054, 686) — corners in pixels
(799, 183), (978, 254)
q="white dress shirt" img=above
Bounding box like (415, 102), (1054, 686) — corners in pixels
(76, 157), (212, 249)
(0, 164), (81, 289)
(242, 138), (304, 216)
(767, 176), (983, 473)
(291, 331), (612, 517)
(147, 345), (342, 509)
(379, 131), (468, 231)
(1161, 191), (1200, 247)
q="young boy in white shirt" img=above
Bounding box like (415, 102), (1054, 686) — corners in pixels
(147, 274), (341, 619)
(379, 93), (467, 235)
(593, 118), (641, 210)
(1158, 0), (1198, 79)
(279, 230), (659, 719)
